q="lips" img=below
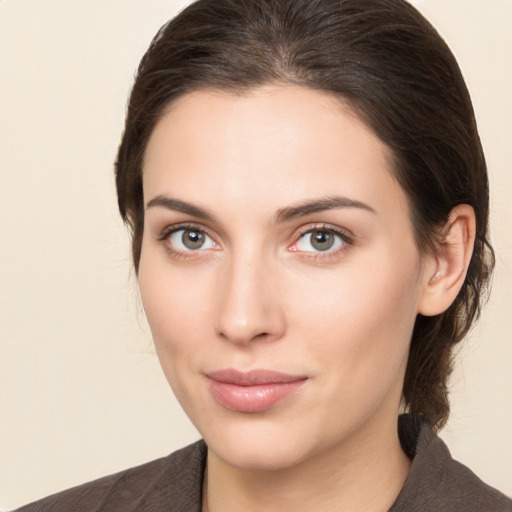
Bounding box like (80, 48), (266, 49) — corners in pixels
(206, 369), (308, 413)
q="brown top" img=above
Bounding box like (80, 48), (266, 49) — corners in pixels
(16, 415), (512, 512)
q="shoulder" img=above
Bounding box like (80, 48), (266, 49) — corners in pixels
(14, 440), (207, 512)
(391, 415), (512, 512)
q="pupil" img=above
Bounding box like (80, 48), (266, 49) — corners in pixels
(182, 230), (205, 250)
(312, 230), (334, 251)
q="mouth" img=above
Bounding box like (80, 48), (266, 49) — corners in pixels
(205, 369), (308, 413)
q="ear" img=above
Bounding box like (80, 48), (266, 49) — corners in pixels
(418, 204), (476, 317)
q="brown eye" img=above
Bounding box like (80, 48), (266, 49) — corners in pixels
(168, 228), (216, 251)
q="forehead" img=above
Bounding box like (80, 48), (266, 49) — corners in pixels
(142, 85), (407, 221)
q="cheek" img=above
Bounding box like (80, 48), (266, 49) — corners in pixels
(137, 254), (218, 419)
(138, 252), (213, 360)
(285, 249), (422, 378)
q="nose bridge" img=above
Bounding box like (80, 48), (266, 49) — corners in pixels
(214, 245), (284, 345)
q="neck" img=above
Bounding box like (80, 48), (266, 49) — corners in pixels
(203, 414), (411, 512)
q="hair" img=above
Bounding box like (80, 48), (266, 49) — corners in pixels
(115, 0), (494, 430)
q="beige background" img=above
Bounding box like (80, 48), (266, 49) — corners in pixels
(1, 0), (510, 509)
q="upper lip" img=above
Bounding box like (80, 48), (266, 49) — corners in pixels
(206, 369), (307, 386)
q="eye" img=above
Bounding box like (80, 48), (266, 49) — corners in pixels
(294, 229), (347, 252)
(168, 228), (217, 251)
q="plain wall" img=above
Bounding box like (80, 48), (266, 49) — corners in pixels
(1, 0), (510, 509)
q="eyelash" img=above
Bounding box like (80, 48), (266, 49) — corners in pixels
(156, 223), (353, 261)
(157, 223), (219, 260)
(290, 224), (353, 261)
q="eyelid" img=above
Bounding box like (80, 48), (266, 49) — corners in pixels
(154, 221), (353, 259)
(288, 223), (354, 255)
(156, 222), (221, 254)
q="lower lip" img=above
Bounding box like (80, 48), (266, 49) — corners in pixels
(207, 379), (307, 413)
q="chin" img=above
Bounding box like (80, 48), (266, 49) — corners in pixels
(210, 437), (308, 471)
(199, 415), (321, 472)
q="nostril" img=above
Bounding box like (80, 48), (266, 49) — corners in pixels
(218, 330), (271, 344)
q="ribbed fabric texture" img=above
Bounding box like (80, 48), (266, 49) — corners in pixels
(16, 415), (511, 511)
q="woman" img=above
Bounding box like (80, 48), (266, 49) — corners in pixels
(16, 0), (511, 510)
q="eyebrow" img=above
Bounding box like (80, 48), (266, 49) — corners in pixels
(145, 194), (376, 223)
(274, 196), (376, 223)
(146, 196), (215, 220)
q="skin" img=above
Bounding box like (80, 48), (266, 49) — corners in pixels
(138, 85), (474, 512)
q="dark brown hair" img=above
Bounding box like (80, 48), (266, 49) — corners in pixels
(115, 0), (494, 430)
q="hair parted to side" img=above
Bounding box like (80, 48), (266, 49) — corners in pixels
(115, 0), (494, 430)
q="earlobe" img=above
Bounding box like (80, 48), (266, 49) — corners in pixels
(418, 205), (476, 317)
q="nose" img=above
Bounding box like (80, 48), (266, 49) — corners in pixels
(214, 252), (286, 345)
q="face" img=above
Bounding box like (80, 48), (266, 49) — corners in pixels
(139, 85), (431, 471)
